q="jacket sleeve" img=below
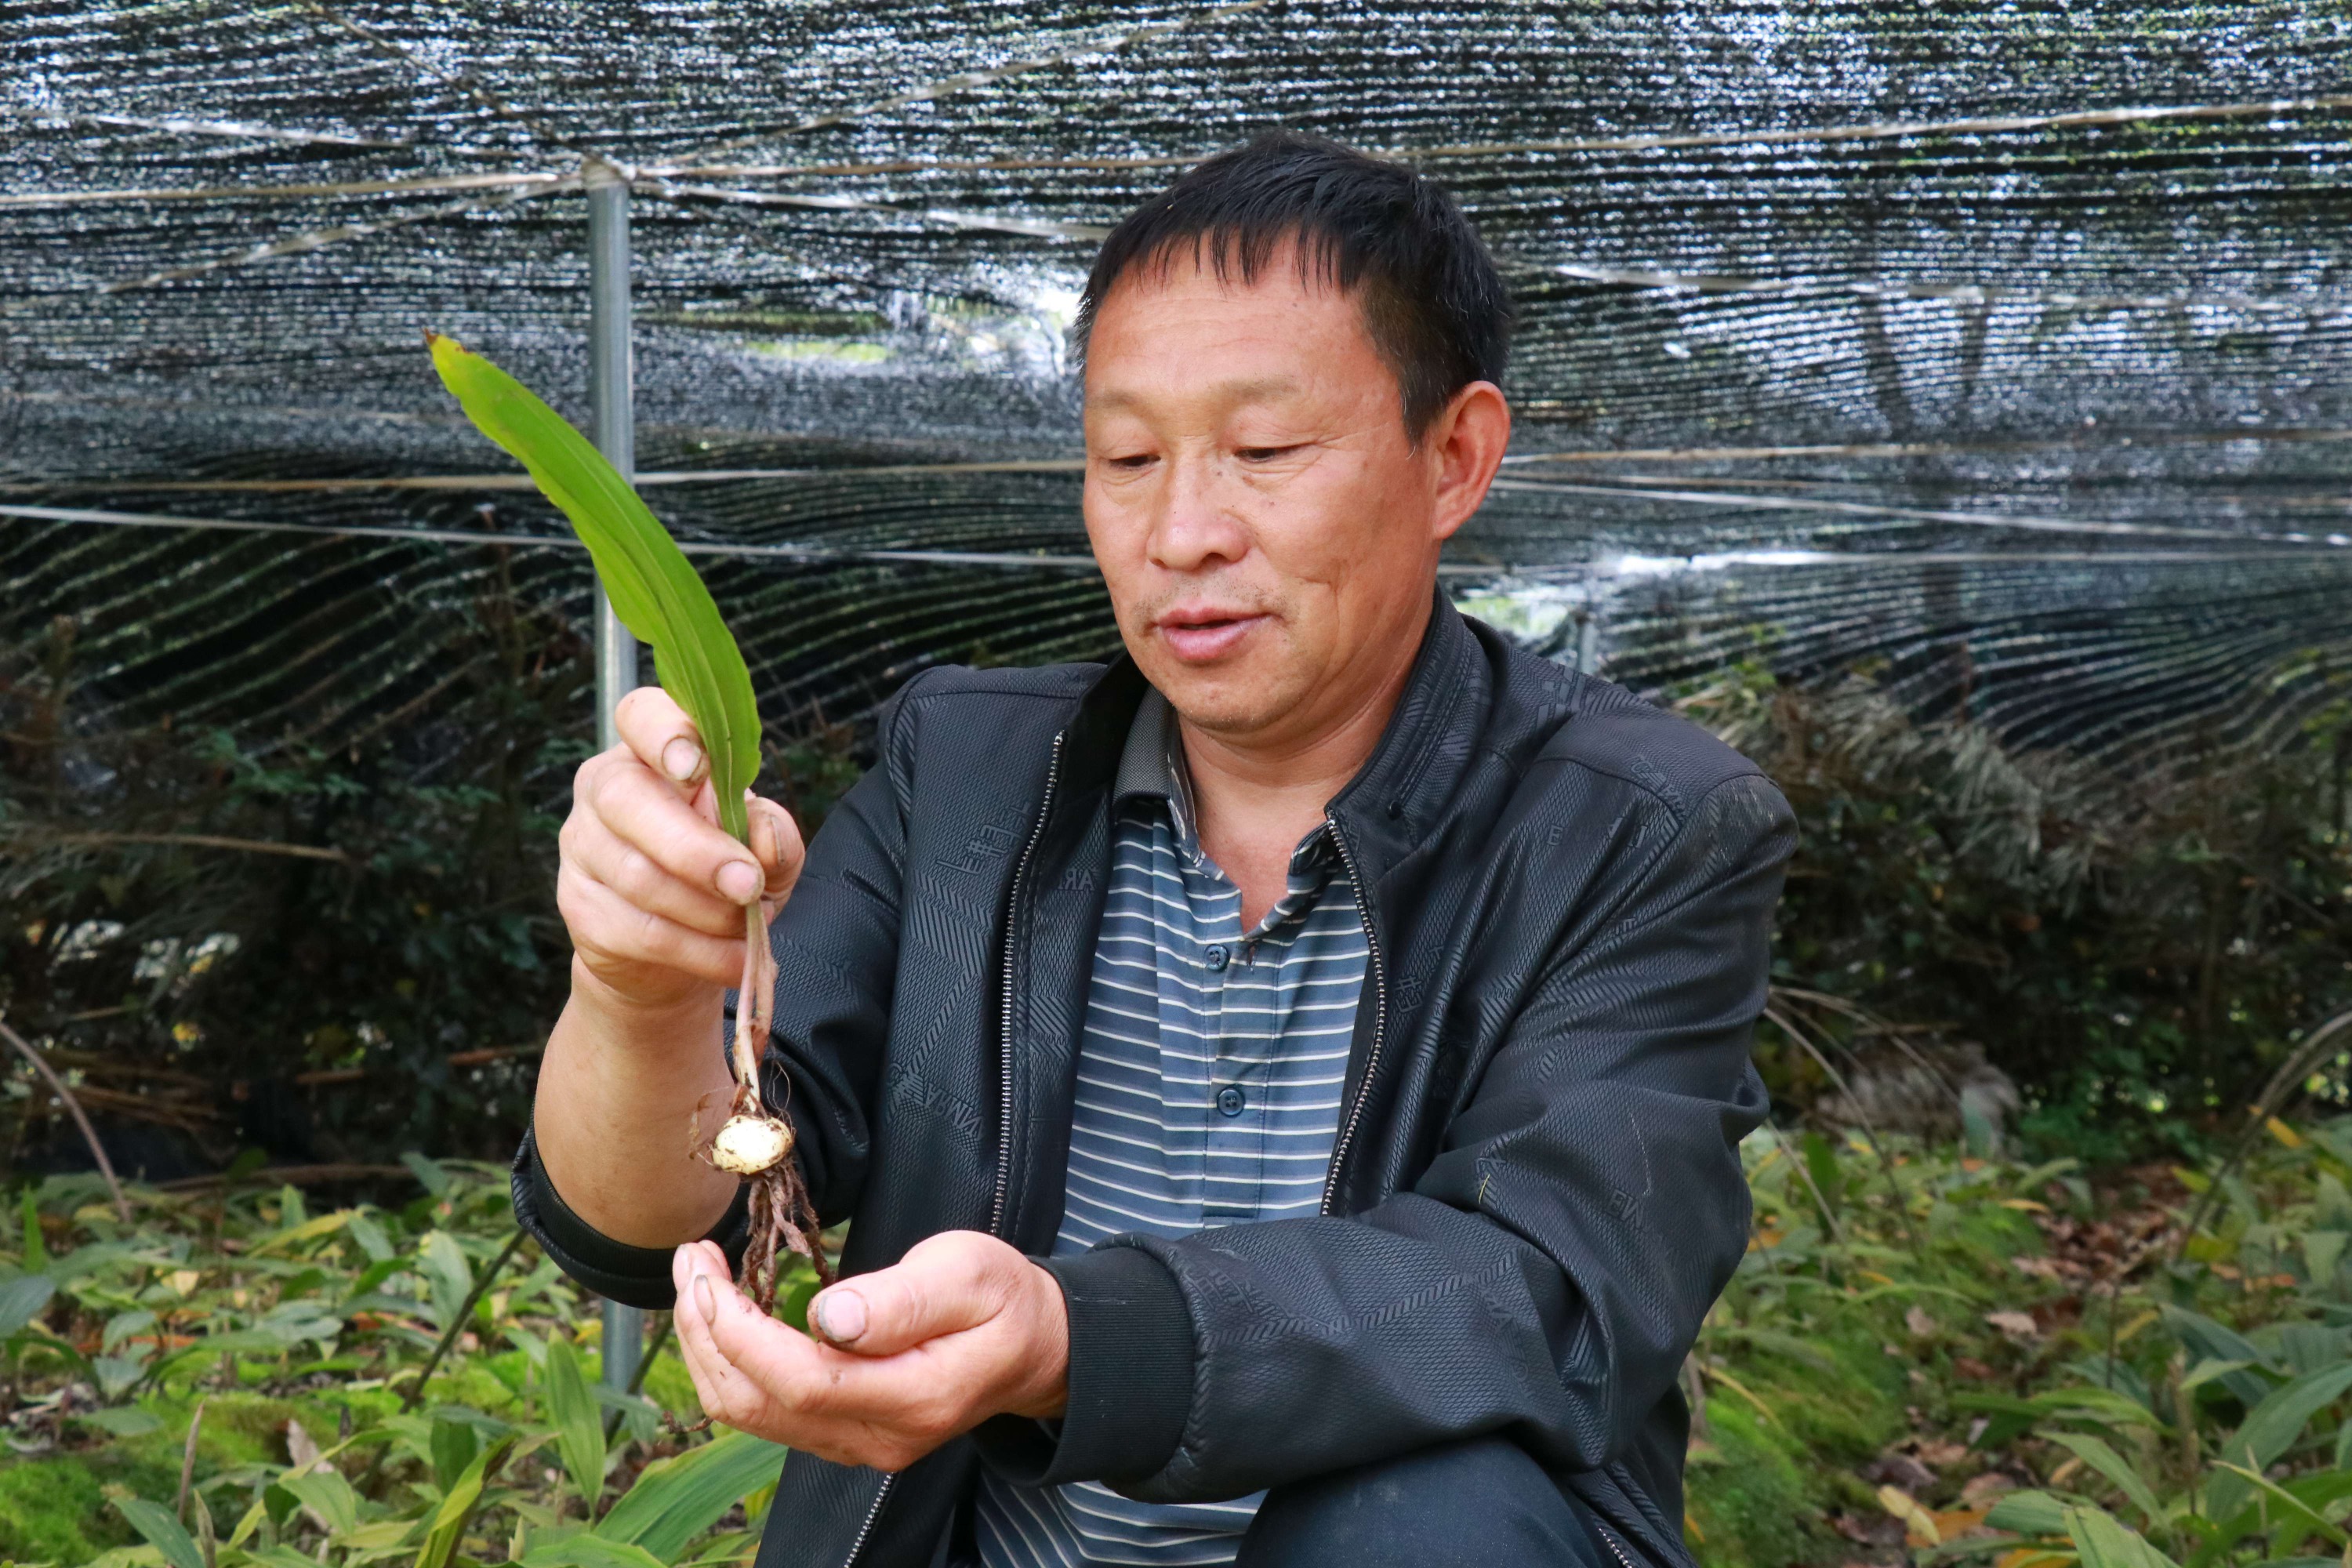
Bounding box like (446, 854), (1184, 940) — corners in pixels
(510, 675), (924, 1306)
(981, 769), (1794, 1501)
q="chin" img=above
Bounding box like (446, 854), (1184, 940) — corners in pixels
(1143, 659), (1296, 736)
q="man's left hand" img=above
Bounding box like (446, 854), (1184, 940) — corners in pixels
(670, 1230), (1070, 1472)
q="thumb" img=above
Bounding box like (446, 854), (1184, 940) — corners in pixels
(748, 793), (806, 906)
(807, 1232), (1014, 1357)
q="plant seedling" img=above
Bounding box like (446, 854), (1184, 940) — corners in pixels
(428, 331), (828, 1308)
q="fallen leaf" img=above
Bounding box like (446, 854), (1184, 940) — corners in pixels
(1932, 1506), (1991, 1540)
(1962, 1472), (2017, 1504)
(1953, 1356), (1997, 1381)
(1984, 1309), (2041, 1339)
(286, 1417), (322, 1470)
(1878, 1483), (1942, 1546)
(1906, 1305), (1939, 1338)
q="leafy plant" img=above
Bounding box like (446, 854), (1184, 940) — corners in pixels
(426, 334), (829, 1309)
(1692, 1113), (2352, 1568)
(0, 1159), (805, 1567)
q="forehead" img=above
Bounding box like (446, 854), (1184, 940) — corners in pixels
(1083, 237), (1386, 399)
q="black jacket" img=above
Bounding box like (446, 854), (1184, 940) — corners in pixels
(514, 595), (1796, 1567)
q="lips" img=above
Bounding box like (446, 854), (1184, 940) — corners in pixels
(1154, 606), (1267, 663)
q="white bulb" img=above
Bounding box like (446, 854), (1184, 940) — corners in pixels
(710, 1113), (793, 1175)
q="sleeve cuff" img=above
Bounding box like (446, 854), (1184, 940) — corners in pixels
(510, 1124), (751, 1312)
(971, 1243), (1194, 1488)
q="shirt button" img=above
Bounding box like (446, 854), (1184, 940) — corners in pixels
(1204, 944), (1229, 971)
(1215, 1085), (1247, 1117)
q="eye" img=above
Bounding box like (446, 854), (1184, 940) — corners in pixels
(1236, 443), (1305, 462)
(1103, 451), (1156, 471)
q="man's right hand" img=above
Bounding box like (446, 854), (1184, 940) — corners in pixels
(556, 685), (806, 1018)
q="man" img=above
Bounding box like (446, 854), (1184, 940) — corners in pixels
(516, 132), (1795, 1567)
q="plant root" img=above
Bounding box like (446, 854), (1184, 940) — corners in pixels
(686, 898), (832, 1316)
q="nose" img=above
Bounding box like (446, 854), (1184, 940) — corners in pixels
(1146, 447), (1251, 574)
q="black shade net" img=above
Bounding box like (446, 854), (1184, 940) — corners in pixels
(5, 0), (2350, 775)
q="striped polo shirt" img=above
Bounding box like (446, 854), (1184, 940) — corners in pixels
(974, 688), (1369, 1567)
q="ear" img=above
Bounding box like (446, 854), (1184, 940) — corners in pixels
(1424, 381), (1512, 545)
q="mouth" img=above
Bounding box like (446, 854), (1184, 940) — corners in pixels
(1152, 606), (1268, 664)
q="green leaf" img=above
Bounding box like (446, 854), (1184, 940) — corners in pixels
(545, 1336), (609, 1516)
(103, 1308), (157, 1354)
(20, 1187), (46, 1271)
(414, 1432), (516, 1568)
(430, 1414), (480, 1491)
(417, 1231), (474, 1333)
(2044, 1431), (2165, 1526)
(2204, 1461), (2350, 1552)
(111, 1498), (205, 1568)
(2062, 1503), (2179, 1568)
(402, 1152), (452, 1199)
(2160, 1306), (2276, 1406)
(429, 333), (761, 844)
(1985, 1490), (2069, 1535)
(0, 1272), (56, 1337)
(2178, 1358), (2252, 1392)
(281, 1468), (362, 1538)
(522, 1536), (669, 1568)
(2205, 1360), (2352, 1519)
(596, 1429), (791, 1560)
(79, 1404), (164, 1437)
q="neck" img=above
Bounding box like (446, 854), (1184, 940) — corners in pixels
(1177, 595), (1431, 923)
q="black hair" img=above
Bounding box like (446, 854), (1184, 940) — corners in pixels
(1072, 129), (1513, 441)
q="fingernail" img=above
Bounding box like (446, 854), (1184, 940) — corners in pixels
(811, 1290), (867, 1345)
(716, 860), (761, 904)
(692, 1275), (717, 1322)
(662, 737), (704, 782)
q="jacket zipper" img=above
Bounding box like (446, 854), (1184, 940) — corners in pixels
(1596, 1519), (1642, 1568)
(1319, 812), (1386, 1214)
(992, 728), (1065, 1235)
(842, 730), (1066, 1568)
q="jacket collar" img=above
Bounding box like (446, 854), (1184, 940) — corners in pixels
(1063, 586), (1485, 878)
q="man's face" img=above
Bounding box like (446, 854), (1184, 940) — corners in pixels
(1081, 241), (1483, 744)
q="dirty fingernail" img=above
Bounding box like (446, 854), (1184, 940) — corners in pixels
(662, 737), (704, 782)
(811, 1290), (867, 1345)
(692, 1275), (717, 1322)
(717, 860), (761, 904)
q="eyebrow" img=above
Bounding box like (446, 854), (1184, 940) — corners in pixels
(1087, 375), (1303, 414)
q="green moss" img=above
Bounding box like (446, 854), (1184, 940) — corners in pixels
(1684, 1399), (1828, 1568)
(0, 1451), (134, 1562)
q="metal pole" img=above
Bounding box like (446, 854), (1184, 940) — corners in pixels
(586, 157), (646, 1399)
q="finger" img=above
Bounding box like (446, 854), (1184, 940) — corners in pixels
(583, 746), (766, 909)
(807, 1231), (1014, 1358)
(565, 805), (748, 942)
(672, 1248), (806, 1432)
(669, 1249), (730, 1418)
(615, 686), (709, 798)
(746, 794), (808, 906)
(558, 860), (742, 987)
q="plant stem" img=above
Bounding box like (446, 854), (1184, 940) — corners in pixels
(398, 1228), (528, 1413)
(0, 1014), (130, 1222)
(176, 1396), (207, 1523)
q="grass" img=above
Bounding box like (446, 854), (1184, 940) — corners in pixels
(6, 1120), (2352, 1566)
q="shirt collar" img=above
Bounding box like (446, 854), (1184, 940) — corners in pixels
(1112, 686), (1201, 854)
(1114, 686), (1338, 880)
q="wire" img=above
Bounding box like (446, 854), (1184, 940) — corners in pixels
(0, 178), (578, 314)
(646, 90), (2352, 183)
(0, 171), (576, 209)
(659, 0), (1286, 169)
(639, 179), (1109, 243)
(6, 500), (2340, 573)
(1489, 477), (2347, 547)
